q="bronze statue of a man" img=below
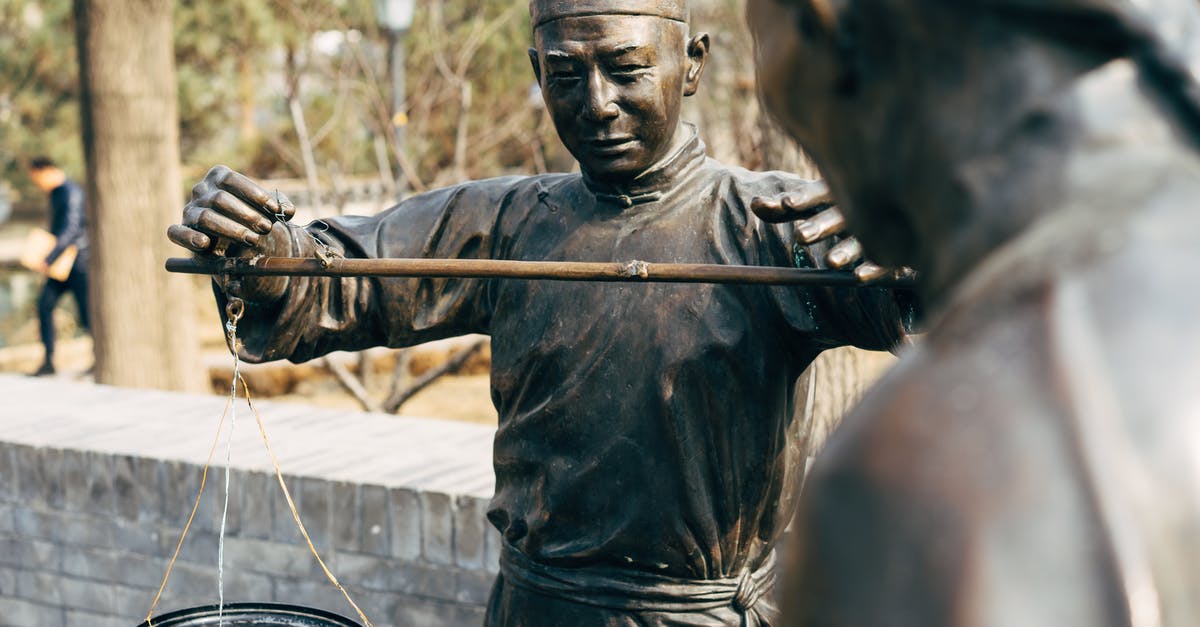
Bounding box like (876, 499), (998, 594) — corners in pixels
(168, 1), (911, 624)
(746, 0), (1200, 625)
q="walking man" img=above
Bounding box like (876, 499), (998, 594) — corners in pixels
(27, 157), (90, 376)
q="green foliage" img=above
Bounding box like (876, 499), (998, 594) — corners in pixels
(0, 0), (83, 205)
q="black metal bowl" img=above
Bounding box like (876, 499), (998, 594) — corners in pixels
(136, 603), (363, 626)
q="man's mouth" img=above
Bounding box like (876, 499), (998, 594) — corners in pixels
(583, 136), (638, 155)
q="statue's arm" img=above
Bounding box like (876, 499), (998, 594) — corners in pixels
(170, 166), (525, 363)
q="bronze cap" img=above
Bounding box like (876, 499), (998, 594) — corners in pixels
(530, 0), (689, 28)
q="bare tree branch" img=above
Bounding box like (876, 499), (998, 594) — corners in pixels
(325, 356), (382, 412)
(384, 339), (487, 414)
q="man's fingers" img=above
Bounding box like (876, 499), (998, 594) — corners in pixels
(192, 209), (262, 248)
(751, 183), (834, 224)
(853, 262), (890, 282)
(167, 224), (213, 253)
(782, 186), (834, 214)
(795, 207), (846, 244)
(827, 237), (864, 268)
(750, 196), (789, 222)
(212, 190), (274, 234)
(212, 166), (295, 222)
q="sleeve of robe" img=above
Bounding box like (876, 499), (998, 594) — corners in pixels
(733, 171), (919, 356)
(221, 176), (532, 364)
(792, 233), (920, 354)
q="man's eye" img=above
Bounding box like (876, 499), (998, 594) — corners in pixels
(550, 73), (581, 86)
(611, 67), (651, 81)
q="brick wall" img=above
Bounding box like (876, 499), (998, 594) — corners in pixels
(0, 375), (500, 627)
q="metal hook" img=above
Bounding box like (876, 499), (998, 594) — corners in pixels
(273, 189), (290, 223)
(225, 296), (245, 325)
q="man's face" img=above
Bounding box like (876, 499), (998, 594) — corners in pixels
(532, 15), (701, 183)
(28, 167), (64, 193)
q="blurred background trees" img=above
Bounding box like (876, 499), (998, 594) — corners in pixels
(1, 0), (791, 201)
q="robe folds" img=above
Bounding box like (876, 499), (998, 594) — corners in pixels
(227, 130), (911, 626)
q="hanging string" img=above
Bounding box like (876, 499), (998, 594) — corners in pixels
(216, 300), (244, 624)
(240, 372), (375, 627)
(142, 291), (373, 627)
(142, 397), (232, 627)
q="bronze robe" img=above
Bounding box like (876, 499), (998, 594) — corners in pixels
(787, 165), (1200, 627)
(229, 132), (910, 626)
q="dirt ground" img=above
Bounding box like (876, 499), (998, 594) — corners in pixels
(273, 372), (497, 425)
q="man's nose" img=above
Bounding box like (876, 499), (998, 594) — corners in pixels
(581, 69), (620, 122)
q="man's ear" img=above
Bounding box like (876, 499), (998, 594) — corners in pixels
(684, 33), (710, 97)
(529, 47), (543, 85)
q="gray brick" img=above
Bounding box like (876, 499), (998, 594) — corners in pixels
(0, 505), (13, 536)
(111, 456), (136, 521)
(62, 448), (90, 512)
(387, 595), (486, 627)
(15, 446), (64, 509)
(192, 468), (224, 535)
(389, 561), (457, 599)
(420, 491), (454, 565)
(1, 445), (15, 502)
(453, 495), (487, 569)
(15, 571), (62, 605)
(483, 523), (502, 575)
(274, 577), (360, 621)
(272, 475), (304, 543)
(13, 508), (53, 542)
(453, 568), (496, 605)
(17, 508), (115, 548)
(160, 528), (219, 566)
(212, 567), (275, 603)
(0, 536), (61, 571)
(135, 456), (165, 525)
(221, 536), (324, 579)
(112, 454), (155, 523)
(115, 583), (160, 620)
(239, 470), (276, 540)
(110, 517), (163, 556)
(0, 597), (63, 627)
(333, 552), (394, 592)
(62, 545), (165, 590)
(388, 487), (421, 561)
(153, 561), (216, 602)
(359, 485), (389, 557)
(64, 609), (127, 627)
(161, 460), (203, 525)
(331, 481), (359, 553)
(298, 477), (333, 551)
(58, 573), (119, 613)
(85, 453), (116, 516)
(0, 566), (16, 595)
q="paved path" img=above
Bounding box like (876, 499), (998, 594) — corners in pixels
(1, 374), (497, 497)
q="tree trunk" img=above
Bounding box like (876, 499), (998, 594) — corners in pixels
(757, 113), (896, 455)
(74, 0), (203, 391)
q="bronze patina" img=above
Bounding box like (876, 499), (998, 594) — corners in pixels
(167, 1), (912, 624)
(747, 0), (1200, 625)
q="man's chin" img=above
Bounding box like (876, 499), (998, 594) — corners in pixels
(579, 157), (649, 184)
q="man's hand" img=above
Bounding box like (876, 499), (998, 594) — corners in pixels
(751, 186), (911, 283)
(168, 165), (295, 256)
(167, 165), (298, 302)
